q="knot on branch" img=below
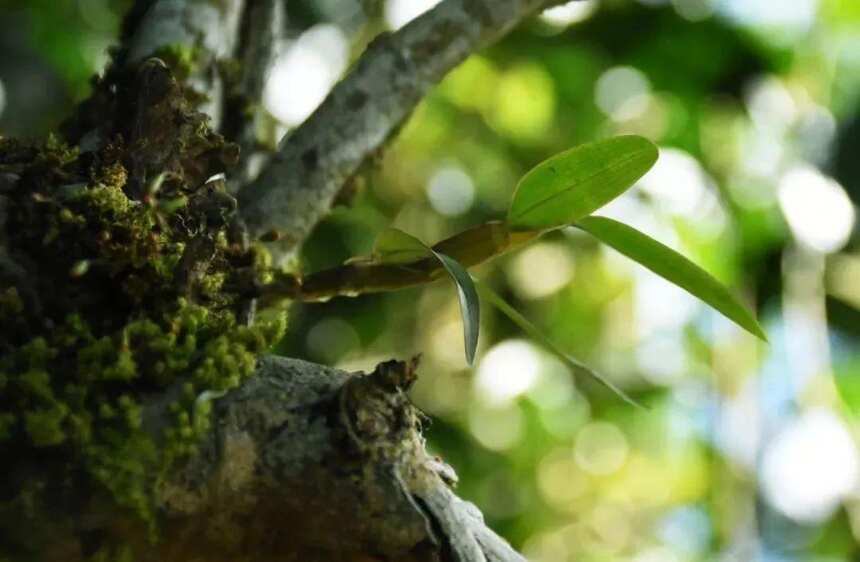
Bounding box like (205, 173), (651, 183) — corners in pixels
(339, 356), (422, 459)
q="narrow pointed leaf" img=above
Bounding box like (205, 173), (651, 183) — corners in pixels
(508, 135), (658, 231)
(373, 228), (480, 364)
(433, 251), (480, 365)
(476, 281), (642, 408)
(577, 216), (767, 341)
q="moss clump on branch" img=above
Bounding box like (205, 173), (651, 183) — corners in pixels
(150, 44), (200, 83)
(0, 58), (286, 552)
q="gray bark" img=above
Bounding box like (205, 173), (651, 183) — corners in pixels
(155, 356), (526, 562)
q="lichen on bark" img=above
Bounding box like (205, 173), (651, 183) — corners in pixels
(0, 57), (286, 558)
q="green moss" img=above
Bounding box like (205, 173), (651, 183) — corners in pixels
(44, 132), (80, 165)
(24, 402), (70, 446)
(151, 44), (200, 82)
(0, 60), (288, 548)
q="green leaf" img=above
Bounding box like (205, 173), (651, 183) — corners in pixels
(433, 252), (480, 365)
(576, 216), (767, 341)
(507, 135), (658, 231)
(476, 281), (642, 408)
(373, 228), (435, 264)
(374, 228), (480, 364)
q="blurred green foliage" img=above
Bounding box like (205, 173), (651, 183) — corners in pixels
(4, 0), (860, 560)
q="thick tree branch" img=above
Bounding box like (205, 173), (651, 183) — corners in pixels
(237, 0), (556, 257)
(166, 356), (528, 562)
(17, 357), (524, 562)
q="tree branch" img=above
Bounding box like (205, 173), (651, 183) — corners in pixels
(20, 356), (525, 562)
(237, 0), (556, 258)
(222, 0), (285, 193)
(167, 355), (527, 562)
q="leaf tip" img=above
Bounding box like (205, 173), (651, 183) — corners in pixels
(751, 321), (769, 343)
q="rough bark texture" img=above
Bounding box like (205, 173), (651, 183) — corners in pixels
(237, 0), (555, 259)
(4, 357), (524, 562)
(149, 356), (525, 562)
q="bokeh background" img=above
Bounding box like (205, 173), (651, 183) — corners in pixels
(3, 0), (860, 560)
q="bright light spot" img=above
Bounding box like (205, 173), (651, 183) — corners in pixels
(426, 166), (475, 216)
(589, 504), (632, 552)
(745, 76), (798, 132)
(507, 242), (574, 299)
(778, 165), (855, 253)
(635, 269), (699, 334)
(574, 421), (629, 475)
(475, 340), (541, 406)
(412, 368), (471, 415)
(540, 399), (591, 439)
(439, 56), (499, 115)
(522, 531), (569, 562)
(829, 254), (860, 309)
(528, 358), (576, 409)
(796, 105), (837, 165)
(636, 333), (688, 385)
(595, 66), (651, 122)
(737, 125), (784, 183)
(468, 402), (524, 451)
(718, 0), (818, 42)
(384, 0), (442, 30)
(429, 317), (469, 366)
(659, 506), (712, 555)
(632, 547), (683, 562)
(540, 0), (598, 27)
(537, 450), (589, 508)
(0, 78), (6, 119)
(716, 380), (760, 469)
(623, 92), (672, 140)
(761, 410), (859, 523)
(306, 317), (360, 363)
(594, 190), (654, 233)
(492, 63), (556, 142)
(264, 24), (348, 127)
(639, 148), (721, 222)
(671, 0), (715, 21)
